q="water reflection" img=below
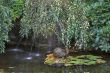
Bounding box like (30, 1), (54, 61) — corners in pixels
(29, 52), (41, 57)
(0, 47), (110, 73)
(7, 48), (24, 52)
(1, 61), (110, 73)
(8, 66), (14, 69)
(25, 56), (33, 60)
(34, 52), (41, 57)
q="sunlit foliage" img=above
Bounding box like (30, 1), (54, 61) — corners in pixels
(20, 0), (90, 53)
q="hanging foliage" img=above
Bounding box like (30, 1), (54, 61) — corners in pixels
(20, 0), (90, 53)
(0, 0), (24, 53)
(1, 0), (25, 20)
(0, 5), (13, 53)
(68, 1), (90, 50)
(20, 0), (56, 38)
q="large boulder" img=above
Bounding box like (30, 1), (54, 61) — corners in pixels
(53, 47), (67, 57)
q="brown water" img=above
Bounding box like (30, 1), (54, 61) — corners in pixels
(0, 47), (110, 73)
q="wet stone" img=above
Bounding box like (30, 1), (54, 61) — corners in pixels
(53, 47), (67, 58)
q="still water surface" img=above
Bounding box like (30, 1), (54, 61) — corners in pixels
(0, 47), (110, 73)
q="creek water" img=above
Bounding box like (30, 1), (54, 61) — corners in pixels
(0, 47), (110, 73)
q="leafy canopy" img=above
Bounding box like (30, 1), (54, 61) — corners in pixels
(0, 0), (110, 53)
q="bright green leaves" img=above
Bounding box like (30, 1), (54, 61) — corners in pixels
(1, 0), (24, 21)
(9, 0), (25, 20)
(44, 54), (106, 66)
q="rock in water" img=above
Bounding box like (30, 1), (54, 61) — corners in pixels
(53, 47), (66, 57)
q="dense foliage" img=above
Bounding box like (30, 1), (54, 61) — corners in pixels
(85, 1), (110, 51)
(0, 0), (110, 53)
(1, 0), (24, 20)
(0, 5), (12, 53)
(20, 0), (89, 53)
(20, 0), (56, 38)
(0, 0), (24, 53)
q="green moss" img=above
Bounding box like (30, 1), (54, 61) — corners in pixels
(44, 54), (106, 66)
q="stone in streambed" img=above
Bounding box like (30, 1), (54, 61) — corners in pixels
(53, 47), (67, 58)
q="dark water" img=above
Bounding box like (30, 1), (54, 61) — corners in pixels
(0, 47), (110, 73)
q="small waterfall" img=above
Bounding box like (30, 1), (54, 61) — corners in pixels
(46, 35), (54, 54)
